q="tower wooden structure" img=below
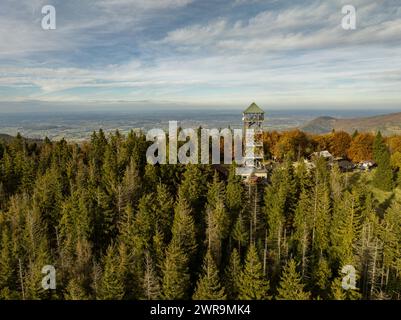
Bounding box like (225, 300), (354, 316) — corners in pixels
(243, 102), (265, 169)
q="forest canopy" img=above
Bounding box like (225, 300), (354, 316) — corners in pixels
(0, 129), (401, 300)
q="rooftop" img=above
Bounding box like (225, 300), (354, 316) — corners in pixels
(243, 102), (264, 114)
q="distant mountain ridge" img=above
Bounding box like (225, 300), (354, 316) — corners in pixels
(301, 111), (401, 135)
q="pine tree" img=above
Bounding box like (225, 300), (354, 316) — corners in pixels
(311, 257), (332, 298)
(329, 191), (358, 268)
(58, 189), (92, 249)
(24, 239), (53, 300)
(330, 163), (344, 202)
(153, 183), (174, 244)
(329, 276), (361, 300)
(292, 188), (312, 278)
(264, 161), (297, 271)
(118, 241), (138, 299)
(380, 200), (401, 296)
(224, 248), (242, 299)
(32, 165), (63, 242)
(225, 164), (243, 214)
(171, 195), (197, 258)
(118, 204), (135, 248)
(330, 277), (345, 300)
(0, 182), (6, 210)
(193, 251), (226, 300)
(238, 245), (270, 300)
(276, 259), (310, 300)
(21, 202), (54, 300)
(373, 131), (384, 161)
(0, 227), (17, 299)
(231, 213), (249, 255)
(120, 157), (142, 210)
(206, 171), (225, 209)
(206, 197), (229, 264)
(132, 194), (155, 257)
(307, 157), (331, 259)
(178, 164), (206, 213)
(162, 241), (190, 300)
(264, 168), (287, 271)
(98, 245), (124, 300)
(1, 150), (16, 194)
(152, 226), (167, 275)
(373, 132), (393, 191)
(143, 163), (158, 193)
(141, 253), (161, 300)
(65, 277), (88, 300)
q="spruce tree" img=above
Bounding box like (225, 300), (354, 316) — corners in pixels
(329, 276), (361, 300)
(178, 164), (206, 213)
(0, 227), (16, 299)
(225, 164), (243, 215)
(120, 157), (142, 209)
(132, 194), (155, 256)
(153, 183), (174, 244)
(380, 200), (401, 296)
(292, 188), (312, 278)
(264, 170), (286, 271)
(193, 251), (226, 300)
(24, 239), (53, 300)
(162, 241), (190, 300)
(171, 195), (197, 258)
(231, 213), (249, 255)
(373, 131), (384, 161)
(206, 197), (229, 264)
(65, 278), (88, 300)
(224, 248), (242, 299)
(329, 191), (358, 268)
(372, 132), (393, 191)
(311, 257), (332, 298)
(276, 259), (310, 300)
(98, 245), (125, 300)
(206, 171), (225, 209)
(238, 245), (270, 300)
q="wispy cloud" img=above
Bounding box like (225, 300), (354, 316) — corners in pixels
(0, 0), (401, 108)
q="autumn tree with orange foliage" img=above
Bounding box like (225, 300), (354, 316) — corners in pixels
(263, 131), (281, 159)
(312, 134), (331, 152)
(387, 135), (401, 154)
(328, 131), (351, 158)
(378, 136), (401, 174)
(346, 133), (374, 163)
(273, 130), (312, 161)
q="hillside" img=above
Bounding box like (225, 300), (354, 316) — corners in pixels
(0, 133), (15, 142)
(302, 112), (401, 135)
(0, 133), (42, 144)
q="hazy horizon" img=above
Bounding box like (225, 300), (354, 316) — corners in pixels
(0, 100), (400, 114)
(1, 107), (400, 141)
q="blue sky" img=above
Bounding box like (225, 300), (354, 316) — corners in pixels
(1, 0), (401, 110)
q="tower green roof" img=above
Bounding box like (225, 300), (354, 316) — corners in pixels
(243, 102), (264, 114)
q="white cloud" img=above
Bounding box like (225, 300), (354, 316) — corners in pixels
(1, 0), (401, 107)
(160, 1), (401, 53)
(0, 0), (194, 58)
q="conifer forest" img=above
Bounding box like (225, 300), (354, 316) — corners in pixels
(1, 129), (401, 300)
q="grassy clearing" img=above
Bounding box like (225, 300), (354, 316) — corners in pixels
(343, 168), (401, 216)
